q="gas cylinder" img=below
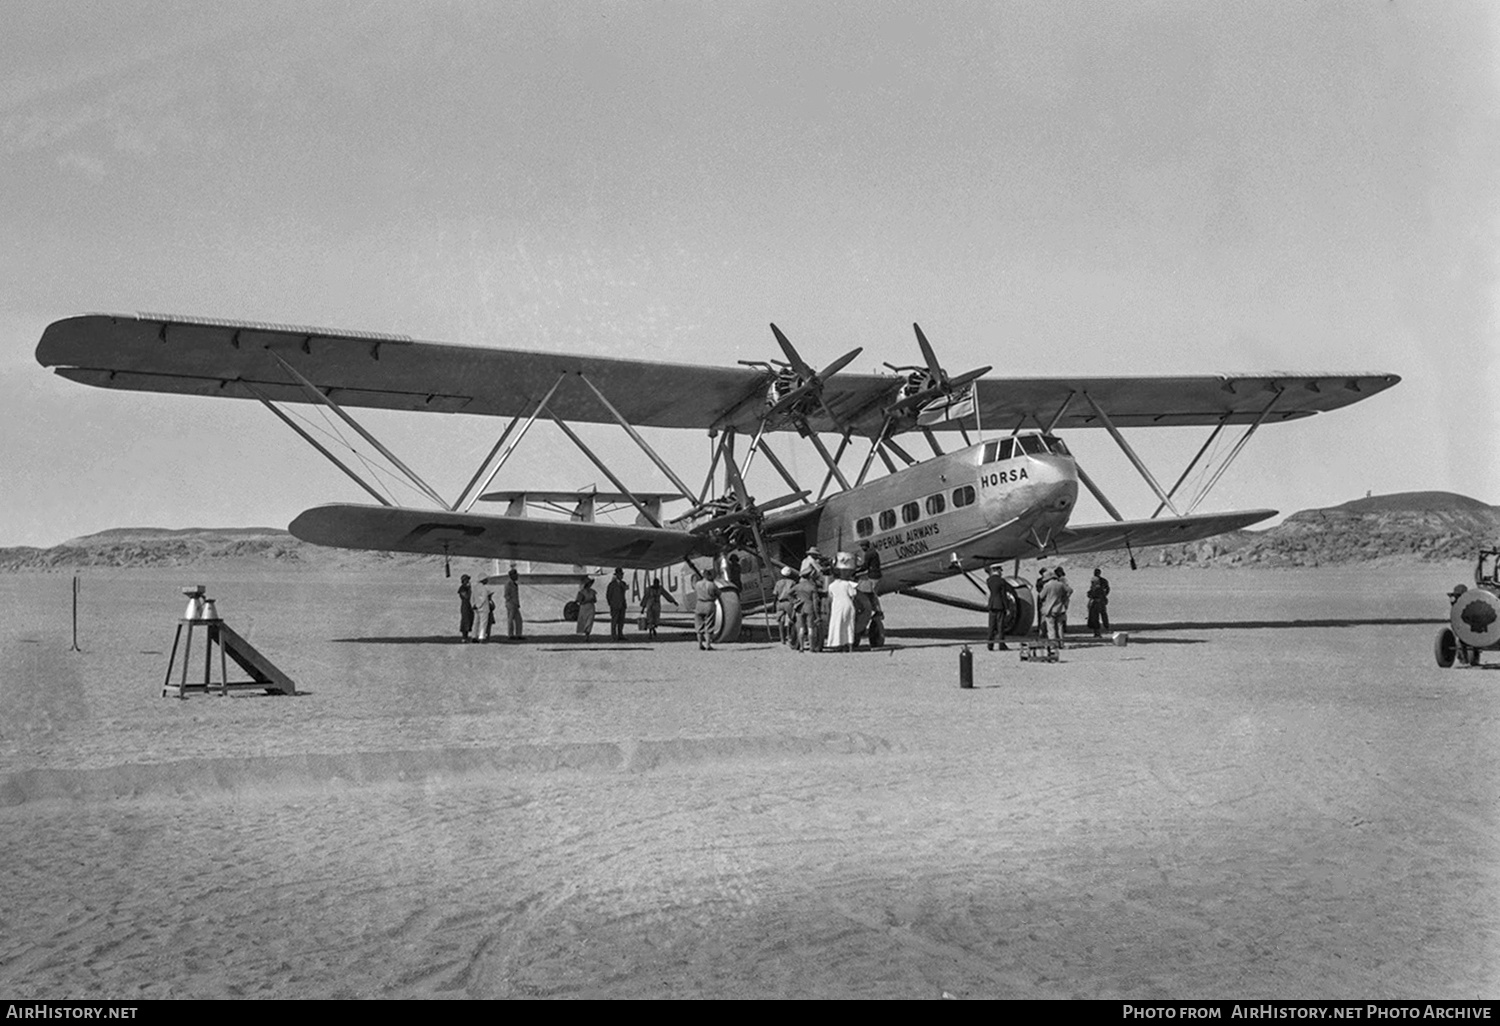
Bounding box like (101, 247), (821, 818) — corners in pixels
(959, 644), (973, 689)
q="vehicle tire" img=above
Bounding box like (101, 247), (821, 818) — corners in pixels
(1435, 627), (1457, 668)
(1002, 577), (1034, 636)
(710, 589), (742, 644)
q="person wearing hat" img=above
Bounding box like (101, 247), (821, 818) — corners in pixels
(985, 563), (1011, 651)
(774, 566), (799, 647)
(1087, 567), (1111, 638)
(574, 575), (598, 639)
(799, 546), (825, 586)
(825, 563), (859, 652)
(691, 565), (721, 650)
(1039, 566), (1074, 648)
(503, 567), (523, 640)
(1034, 567), (1050, 636)
(457, 574), (475, 642)
(475, 589), (497, 643)
(606, 567), (630, 641)
(640, 575), (677, 640)
(791, 566), (820, 653)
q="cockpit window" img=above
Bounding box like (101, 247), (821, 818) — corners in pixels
(1043, 435), (1070, 456)
(997, 437), (1015, 460)
(1018, 434), (1045, 455)
(982, 440), (999, 463)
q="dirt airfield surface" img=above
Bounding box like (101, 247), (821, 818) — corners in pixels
(0, 564), (1496, 1000)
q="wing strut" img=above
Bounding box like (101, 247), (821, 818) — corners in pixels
(1185, 388), (1282, 514)
(546, 413), (665, 529)
(1053, 385), (1283, 525)
(1149, 415), (1228, 519)
(1081, 391), (1183, 517)
(460, 373), (567, 512)
(576, 373), (696, 502)
(815, 429), (854, 501)
(246, 384), (392, 507)
(266, 350), (450, 510)
(751, 438), (808, 499)
(1076, 463), (1126, 523)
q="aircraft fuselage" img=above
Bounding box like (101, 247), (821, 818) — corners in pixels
(730, 433), (1078, 604)
(812, 435), (1078, 592)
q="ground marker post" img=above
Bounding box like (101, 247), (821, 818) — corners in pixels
(70, 574), (81, 652)
(959, 644), (973, 688)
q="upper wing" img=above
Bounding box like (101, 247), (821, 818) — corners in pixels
(1046, 509), (1277, 557)
(37, 313), (1399, 434)
(289, 504), (715, 568)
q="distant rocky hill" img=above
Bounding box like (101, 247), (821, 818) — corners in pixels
(3, 491), (1496, 572)
(0, 525), (441, 572)
(1137, 491), (1500, 568)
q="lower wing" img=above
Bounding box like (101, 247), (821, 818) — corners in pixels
(1048, 509), (1276, 556)
(289, 503), (714, 568)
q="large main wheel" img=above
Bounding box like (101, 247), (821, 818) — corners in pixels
(1003, 577), (1035, 636)
(710, 589), (743, 644)
(1435, 626), (1457, 668)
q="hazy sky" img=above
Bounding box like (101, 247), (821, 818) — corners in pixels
(3, 1), (1497, 548)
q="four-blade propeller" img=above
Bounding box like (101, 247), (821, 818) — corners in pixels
(761, 323), (862, 425)
(882, 323), (991, 417)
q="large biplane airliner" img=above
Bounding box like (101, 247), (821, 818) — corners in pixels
(36, 314), (1399, 641)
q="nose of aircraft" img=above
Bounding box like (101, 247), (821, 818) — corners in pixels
(1027, 453), (1079, 515)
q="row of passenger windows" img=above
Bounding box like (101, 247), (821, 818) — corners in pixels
(983, 434), (1071, 461)
(854, 485), (977, 538)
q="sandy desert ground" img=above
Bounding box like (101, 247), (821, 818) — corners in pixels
(0, 563), (1495, 999)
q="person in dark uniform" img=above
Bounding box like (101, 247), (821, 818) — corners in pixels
(503, 568), (523, 640)
(457, 574), (474, 642)
(1034, 568), (1049, 635)
(1087, 567), (1111, 637)
(854, 539), (884, 646)
(606, 567), (630, 641)
(986, 564), (1011, 651)
(726, 553), (743, 591)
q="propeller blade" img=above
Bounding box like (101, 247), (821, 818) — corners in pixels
(816, 346), (863, 382)
(943, 365), (992, 391)
(913, 323), (944, 383)
(770, 323), (814, 380)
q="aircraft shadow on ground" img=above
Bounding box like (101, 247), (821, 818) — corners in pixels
(332, 616), (1440, 648)
(1116, 616), (1441, 632)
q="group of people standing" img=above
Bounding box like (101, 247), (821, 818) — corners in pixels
(773, 539), (883, 653)
(572, 567), (680, 642)
(985, 565), (1112, 651)
(456, 570), (524, 644)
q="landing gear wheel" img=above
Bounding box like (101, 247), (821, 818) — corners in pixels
(710, 589), (742, 645)
(1002, 577), (1034, 637)
(1435, 626), (1457, 668)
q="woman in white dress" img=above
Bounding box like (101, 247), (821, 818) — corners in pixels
(825, 569), (859, 652)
